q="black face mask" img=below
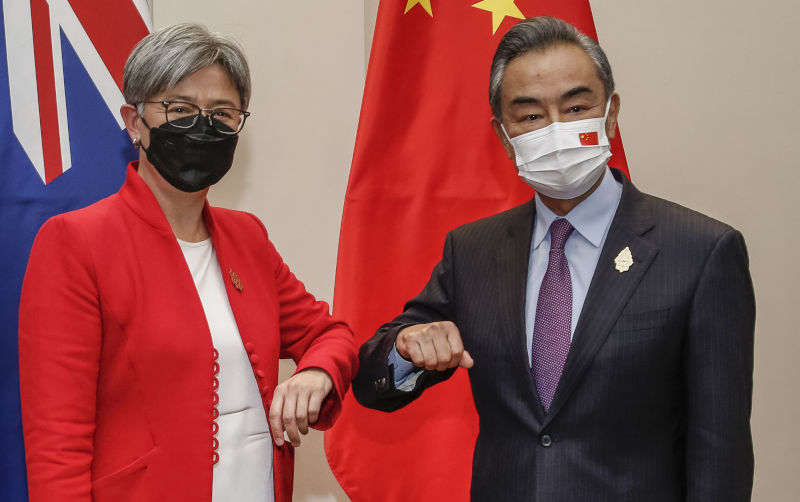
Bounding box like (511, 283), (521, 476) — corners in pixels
(141, 115), (238, 193)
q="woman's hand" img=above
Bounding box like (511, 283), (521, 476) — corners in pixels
(268, 368), (333, 447)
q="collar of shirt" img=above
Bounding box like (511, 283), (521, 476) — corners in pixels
(532, 166), (622, 250)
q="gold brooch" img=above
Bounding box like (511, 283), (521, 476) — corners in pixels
(614, 247), (633, 273)
(229, 269), (243, 292)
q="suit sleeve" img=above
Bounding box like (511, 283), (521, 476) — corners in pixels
(685, 228), (755, 501)
(19, 217), (100, 502)
(257, 223), (358, 430)
(353, 232), (459, 412)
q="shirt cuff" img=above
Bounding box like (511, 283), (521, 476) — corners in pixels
(388, 345), (423, 391)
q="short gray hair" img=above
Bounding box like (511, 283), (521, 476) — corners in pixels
(489, 16), (614, 119)
(123, 23), (251, 111)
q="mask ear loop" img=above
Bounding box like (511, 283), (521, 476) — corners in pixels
(138, 114), (153, 157)
(603, 97), (612, 119)
(499, 122), (513, 142)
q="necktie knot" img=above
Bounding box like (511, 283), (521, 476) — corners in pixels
(549, 218), (574, 250)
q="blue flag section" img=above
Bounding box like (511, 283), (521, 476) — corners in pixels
(0, 3), (148, 499)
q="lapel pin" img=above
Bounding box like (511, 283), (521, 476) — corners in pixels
(229, 268), (243, 292)
(614, 246), (633, 273)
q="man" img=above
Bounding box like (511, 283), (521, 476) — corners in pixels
(353, 16), (754, 502)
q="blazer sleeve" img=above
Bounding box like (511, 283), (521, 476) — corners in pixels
(685, 228), (755, 501)
(259, 225), (358, 430)
(353, 232), (459, 412)
(19, 217), (101, 502)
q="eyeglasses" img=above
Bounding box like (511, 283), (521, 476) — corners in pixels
(143, 100), (250, 135)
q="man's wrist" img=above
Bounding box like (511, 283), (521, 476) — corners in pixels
(389, 344), (418, 386)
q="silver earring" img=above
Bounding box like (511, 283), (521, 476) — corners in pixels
(132, 138), (140, 148)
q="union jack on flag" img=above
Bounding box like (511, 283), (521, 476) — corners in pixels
(0, 2), (150, 500)
(4, 0), (151, 183)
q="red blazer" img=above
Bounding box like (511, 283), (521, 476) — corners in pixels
(19, 162), (358, 502)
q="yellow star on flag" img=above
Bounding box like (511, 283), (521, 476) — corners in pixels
(405, 0), (433, 17)
(472, 0), (525, 34)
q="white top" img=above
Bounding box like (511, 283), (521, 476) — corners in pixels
(178, 238), (274, 502)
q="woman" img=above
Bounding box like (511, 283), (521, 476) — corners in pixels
(18, 23), (357, 502)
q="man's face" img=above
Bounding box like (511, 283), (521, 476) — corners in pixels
(491, 43), (619, 159)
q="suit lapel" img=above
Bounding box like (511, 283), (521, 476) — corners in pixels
(495, 200), (547, 423)
(542, 175), (659, 426)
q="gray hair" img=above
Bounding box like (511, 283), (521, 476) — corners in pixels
(123, 23), (251, 112)
(489, 16), (614, 119)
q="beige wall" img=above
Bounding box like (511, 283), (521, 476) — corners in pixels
(155, 1), (799, 500)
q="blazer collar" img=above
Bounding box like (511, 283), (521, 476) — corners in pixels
(118, 161), (218, 236)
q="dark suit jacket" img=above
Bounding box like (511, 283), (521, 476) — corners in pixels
(354, 169), (755, 501)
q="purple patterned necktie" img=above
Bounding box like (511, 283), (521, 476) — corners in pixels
(532, 218), (574, 412)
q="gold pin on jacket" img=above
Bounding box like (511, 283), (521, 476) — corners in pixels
(614, 246), (633, 273)
(229, 269), (243, 291)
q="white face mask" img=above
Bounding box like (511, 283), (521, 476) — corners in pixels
(502, 100), (612, 200)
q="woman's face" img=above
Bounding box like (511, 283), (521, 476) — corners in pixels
(137, 64), (242, 148)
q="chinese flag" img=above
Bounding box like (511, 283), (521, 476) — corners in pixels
(580, 131), (599, 145)
(325, 1), (628, 501)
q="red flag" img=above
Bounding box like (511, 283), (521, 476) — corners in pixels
(580, 131), (599, 145)
(325, 1), (628, 501)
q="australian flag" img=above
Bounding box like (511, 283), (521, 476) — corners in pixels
(0, 1), (150, 499)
